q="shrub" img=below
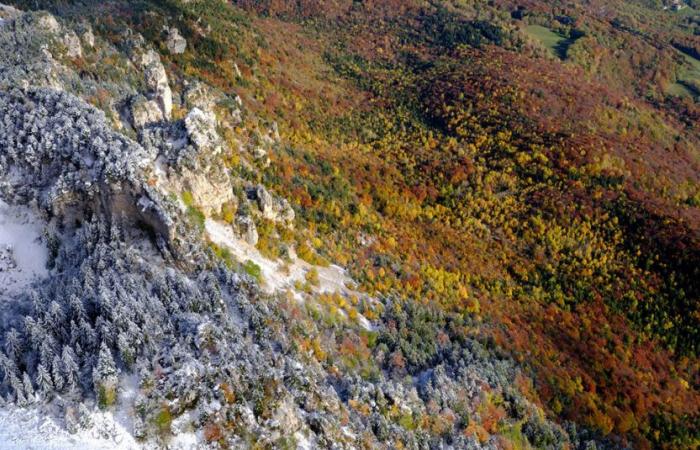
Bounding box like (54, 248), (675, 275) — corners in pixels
(154, 406), (172, 435)
(187, 205), (206, 231)
(305, 268), (320, 287)
(243, 260), (262, 281)
(181, 191), (195, 207)
(220, 201), (237, 224)
(97, 383), (117, 409)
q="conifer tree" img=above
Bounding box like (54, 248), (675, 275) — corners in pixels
(52, 355), (65, 392)
(62, 346), (80, 390)
(36, 364), (54, 397)
(22, 372), (35, 404)
(93, 342), (118, 408)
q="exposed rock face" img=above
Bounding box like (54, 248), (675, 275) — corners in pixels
(130, 95), (164, 128)
(36, 13), (60, 34)
(78, 23), (95, 48)
(0, 88), (176, 243)
(236, 215), (258, 245)
(139, 107), (234, 216)
(251, 185), (295, 225)
(184, 107), (220, 152)
(137, 49), (172, 120)
(181, 168), (234, 216)
(0, 10), (586, 450)
(165, 27), (186, 54)
(63, 30), (82, 58)
(183, 81), (217, 112)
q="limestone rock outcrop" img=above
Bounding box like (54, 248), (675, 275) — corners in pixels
(126, 45), (172, 121)
(131, 95), (164, 128)
(165, 27), (186, 54)
(250, 185), (295, 225)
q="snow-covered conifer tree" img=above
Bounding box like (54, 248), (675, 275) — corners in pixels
(62, 346), (80, 390)
(93, 342), (118, 408)
(51, 355), (65, 392)
(35, 363), (54, 397)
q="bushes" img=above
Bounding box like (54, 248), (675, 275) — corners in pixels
(296, 240), (329, 267)
(305, 267), (320, 287)
(220, 201), (237, 224)
(209, 242), (235, 268)
(154, 406), (172, 435)
(243, 259), (262, 281)
(97, 383), (117, 409)
(186, 205), (206, 231)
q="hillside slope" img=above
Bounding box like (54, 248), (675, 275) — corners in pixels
(0, 1), (698, 449)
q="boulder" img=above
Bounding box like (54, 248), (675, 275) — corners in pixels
(131, 95), (164, 129)
(255, 185), (275, 220)
(36, 13), (60, 34)
(63, 31), (82, 58)
(79, 24), (95, 48)
(236, 215), (258, 245)
(183, 81), (216, 112)
(165, 27), (187, 55)
(184, 108), (220, 152)
(252, 146), (270, 168)
(139, 49), (172, 120)
(272, 398), (302, 434)
(278, 198), (295, 223)
(251, 185), (295, 225)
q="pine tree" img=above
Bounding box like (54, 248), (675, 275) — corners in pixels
(0, 352), (16, 380)
(117, 333), (134, 367)
(22, 372), (35, 404)
(4, 329), (21, 361)
(93, 342), (118, 409)
(10, 375), (26, 406)
(62, 346), (80, 391)
(39, 340), (55, 367)
(68, 294), (86, 321)
(35, 364), (54, 398)
(78, 320), (96, 349)
(47, 301), (65, 331)
(52, 356), (65, 392)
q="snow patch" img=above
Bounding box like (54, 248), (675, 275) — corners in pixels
(0, 406), (140, 450)
(0, 199), (49, 297)
(0, 374), (204, 450)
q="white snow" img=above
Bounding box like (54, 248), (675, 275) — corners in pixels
(169, 410), (199, 449)
(0, 374), (204, 450)
(0, 406), (140, 450)
(0, 199), (49, 297)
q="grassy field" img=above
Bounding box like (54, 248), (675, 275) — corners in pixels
(680, 51), (700, 80)
(525, 24), (574, 59)
(669, 49), (700, 98)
